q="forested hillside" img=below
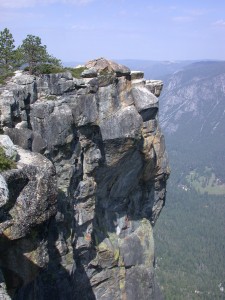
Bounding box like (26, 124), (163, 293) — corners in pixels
(153, 61), (225, 299)
(160, 61), (225, 182)
(155, 172), (225, 299)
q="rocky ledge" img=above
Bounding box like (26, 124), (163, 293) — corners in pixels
(0, 58), (169, 300)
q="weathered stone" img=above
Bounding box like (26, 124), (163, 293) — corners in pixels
(0, 174), (8, 208)
(81, 68), (98, 78)
(132, 86), (159, 112)
(30, 101), (74, 149)
(119, 219), (154, 267)
(71, 94), (98, 127)
(0, 141), (57, 298)
(0, 58), (169, 300)
(13, 74), (37, 104)
(4, 128), (33, 151)
(15, 121), (28, 129)
(125, 266), (161, 300)
(146, 80), (163, 97)
(0, 269), (11, 300)
(99, 106), (142, 141)
(32, 133), (47, 153)
(85, 57), (130, 76)
(0, 135), (17, 160)
(13, 74), (35, 86)
(73, 78), (87, 88)
(130, 71), (144, 80)
(1, 147), (57, 240)
(37, 72), (75, 96)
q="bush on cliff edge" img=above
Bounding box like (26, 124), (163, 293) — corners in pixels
(0, 146), (16, 171)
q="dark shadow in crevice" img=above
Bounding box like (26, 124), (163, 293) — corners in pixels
(24, 93), (32, 130)
(0, 228), (43, 298)
(0, 169), (29, 223)
(71, 127), (163, 298)
(140, 107), (158, 122)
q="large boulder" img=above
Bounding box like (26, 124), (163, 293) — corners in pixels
(0, 135), (17, 161)
(0, 141), (57, 298)
(85, 57), (131, 76)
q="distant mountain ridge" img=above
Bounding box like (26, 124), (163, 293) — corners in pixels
(159, 60), (225, 182)
(63, 59), (196, 79)
(117, 60), (195, 79)
(160, 61), (225, 134)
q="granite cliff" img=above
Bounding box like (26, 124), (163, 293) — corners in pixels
(0, 58), (169, 300)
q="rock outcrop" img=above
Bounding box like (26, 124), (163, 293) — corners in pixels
(0, 144), (57, 298)
(0, 58), (169, 299)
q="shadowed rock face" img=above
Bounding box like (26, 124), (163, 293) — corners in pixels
(0, 58), (169, 300)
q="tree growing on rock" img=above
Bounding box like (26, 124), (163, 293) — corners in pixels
(0, 28), (16, 74)
(19, 34), (61, 75)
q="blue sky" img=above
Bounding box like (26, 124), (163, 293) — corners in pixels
(1, 0), (225, 62)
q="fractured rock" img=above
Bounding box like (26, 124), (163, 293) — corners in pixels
(0, 58), (169, 300)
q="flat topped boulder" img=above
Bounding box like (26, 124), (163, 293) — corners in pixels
(85, 57), (131, 77)
(130, 71), (144, 80)
(146, 80), (163, 97)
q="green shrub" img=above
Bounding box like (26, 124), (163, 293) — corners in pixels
(0, 146), (16, 171)
(24, 65), (88, 78)
(23, 66), (29, 72)
(0, 71), (14, 85)
(46, 95), (57, 101)
(65, 67), (87, 78)
(23, 65), (87, 78)
(34, 64), (64, 74)
(24, 63), (64, 75)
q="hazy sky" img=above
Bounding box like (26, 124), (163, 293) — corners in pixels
(1, 0), (225, 62)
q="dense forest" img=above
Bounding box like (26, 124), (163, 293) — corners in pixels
(155, 168), (225, 299)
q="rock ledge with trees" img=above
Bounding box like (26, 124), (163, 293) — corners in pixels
(0, 29), (169, 300)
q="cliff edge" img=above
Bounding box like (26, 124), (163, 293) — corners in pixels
(0, 58), (169, 300)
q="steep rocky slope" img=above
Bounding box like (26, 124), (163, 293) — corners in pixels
(160, 61), (225, 136)
(0, 58), (169, 300)
(159, 61), (225, 181)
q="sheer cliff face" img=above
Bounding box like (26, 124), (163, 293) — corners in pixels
(0, 58), (169, 299)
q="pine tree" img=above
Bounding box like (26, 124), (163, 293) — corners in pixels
(19, 34), (61, 75)
(0, 28), (16, 73)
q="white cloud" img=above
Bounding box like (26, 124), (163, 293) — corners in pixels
(169, 6), (177, 11)
(118, 10), (127, 16)
(0, 0), (35, 8)
(63, 0), (93, 4)
(213, 19), (225, 27)
(172, 8), (210, 23)
(187, 9), (208, 17)
(0, 0), (93, 8)
(147, 4), (177, 12)
(172, 16), (192, 23)
(0, 10), (44, 22)
(71, 24), (95, 31)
